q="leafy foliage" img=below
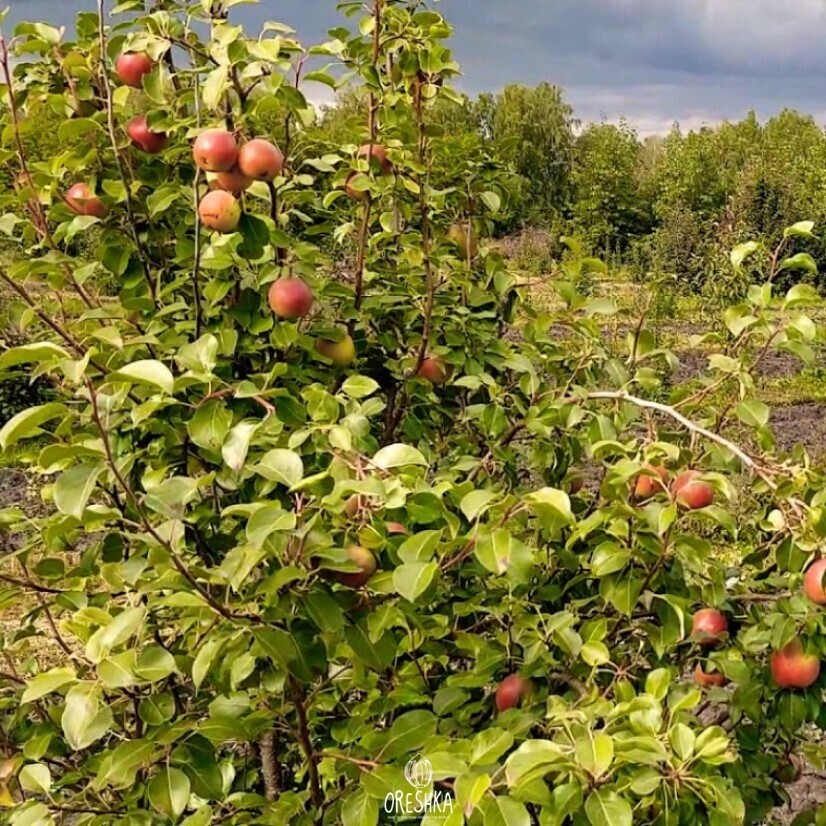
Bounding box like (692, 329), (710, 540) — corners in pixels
(0, 3), (825, 826)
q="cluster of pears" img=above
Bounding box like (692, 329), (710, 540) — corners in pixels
(192, 129), (284, 232)
(63, 51), (458, 383)
(633, 465), (715, 510)
(691, 602), (821, 690)
(634, 463), (826, 692)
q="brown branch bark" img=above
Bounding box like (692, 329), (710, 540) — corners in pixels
(259, 730), (281, 802)
(290, 677), (322, 809)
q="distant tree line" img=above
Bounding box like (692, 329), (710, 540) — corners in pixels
(316, 87), (826, 292)
(18, 81), (826, 293)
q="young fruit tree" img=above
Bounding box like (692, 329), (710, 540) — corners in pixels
(0, 2), (825, 825)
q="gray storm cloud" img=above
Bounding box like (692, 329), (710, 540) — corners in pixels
(6, 0), (826, 134)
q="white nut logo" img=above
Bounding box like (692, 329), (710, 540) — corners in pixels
(404, 754), (432, 789)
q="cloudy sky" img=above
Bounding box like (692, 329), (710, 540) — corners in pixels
(7, 0), (826, 135)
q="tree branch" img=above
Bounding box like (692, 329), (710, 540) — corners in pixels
(290, 677), (322, 809)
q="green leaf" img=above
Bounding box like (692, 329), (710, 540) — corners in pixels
(525, 488), (573, 531)
(780, 252), (817, 274)
(505, 741), (567, 788)
(86, 606), (145, 662)
(784, 220), (815, 238)
(581, 641), (610, 666)
(393, 561), (438, 603)
(480, 190), (501, 213)
(341, 376), (380, 398)
(61, 682), (112, 750)
(460, 489), (498, 521)
(0, 403), (68, 449)
(474, 529), (532, 580)
(177, 334), (219, 374)
(9, 802), (53, 826)
(381, 710), (438, 759)
(202, 65), (229, 110)
(585, 789), (632, 826)
(246, 505), (295, 548)
(19, 763), (50, 794)
(21, 667), (76, 704)
(0, 342), (69, 371)
(470, 729), (514, 765)
(148, 767), (191, 821)
(135, 645), (178, 682)
(669, 723), (695, 761)
(237, 213), (270, 259)
(730, 241), (759, 269)
(372, 443), (428, 470)
(54, 463), (102, 519)
(735, 399), (769, 428)
(645, 668), (671, 701)
(345, 623), (396, 672)
(784, 283), (820, 308)
(256, 449), (303, 487)
(253, 627), (298, 670)
(140, 693), (175, 726)
(482, 796), (530, 826)
(143, 65), (166, 104)
(576, 733), (613, 777)
(590, 543), (630, 577)
(144, 476), (200, 520)
(98, 651), (139, 689)
(192, 638), (224, 690)
(109, 360), (174, 394)
(342, 791), (378, 826)
(181, 805), (213, 826)
(222, 420), (259, 472)
(188, 401), (232, 453)
(147, 186), (179, 218)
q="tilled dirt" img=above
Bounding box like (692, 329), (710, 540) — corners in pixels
(771, 403), (826, 458)
(673, 349), (814, 385)
(772, 768), (826, 824)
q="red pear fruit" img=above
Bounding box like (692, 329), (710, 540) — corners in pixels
(386, 522), (408, 535)
(357, 143), (393, 175)
(212, 166), (254, 194)
(237, 139), (284, 182)
(495, 674), (530, 713)
(418, 356), (450, 385)
(126, 115), (168, 154)
(193, 128), (239, 172)
(803, 558), (826, 605)
(694, 663), (728, 688)
(315, 334), (356, 367)
(691, 608), (728, 647)
(115, 52), (154, 88)
(198, 190), (241, 233)
(333, 545), (377, 589)
(673, 470), (714, 510)
(344, 172), (369, 201)
(65, 183), (108, 219)
(268, 277), (314, 319)
(633, 465), (669, 501)
(771, 640), (821, 689)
